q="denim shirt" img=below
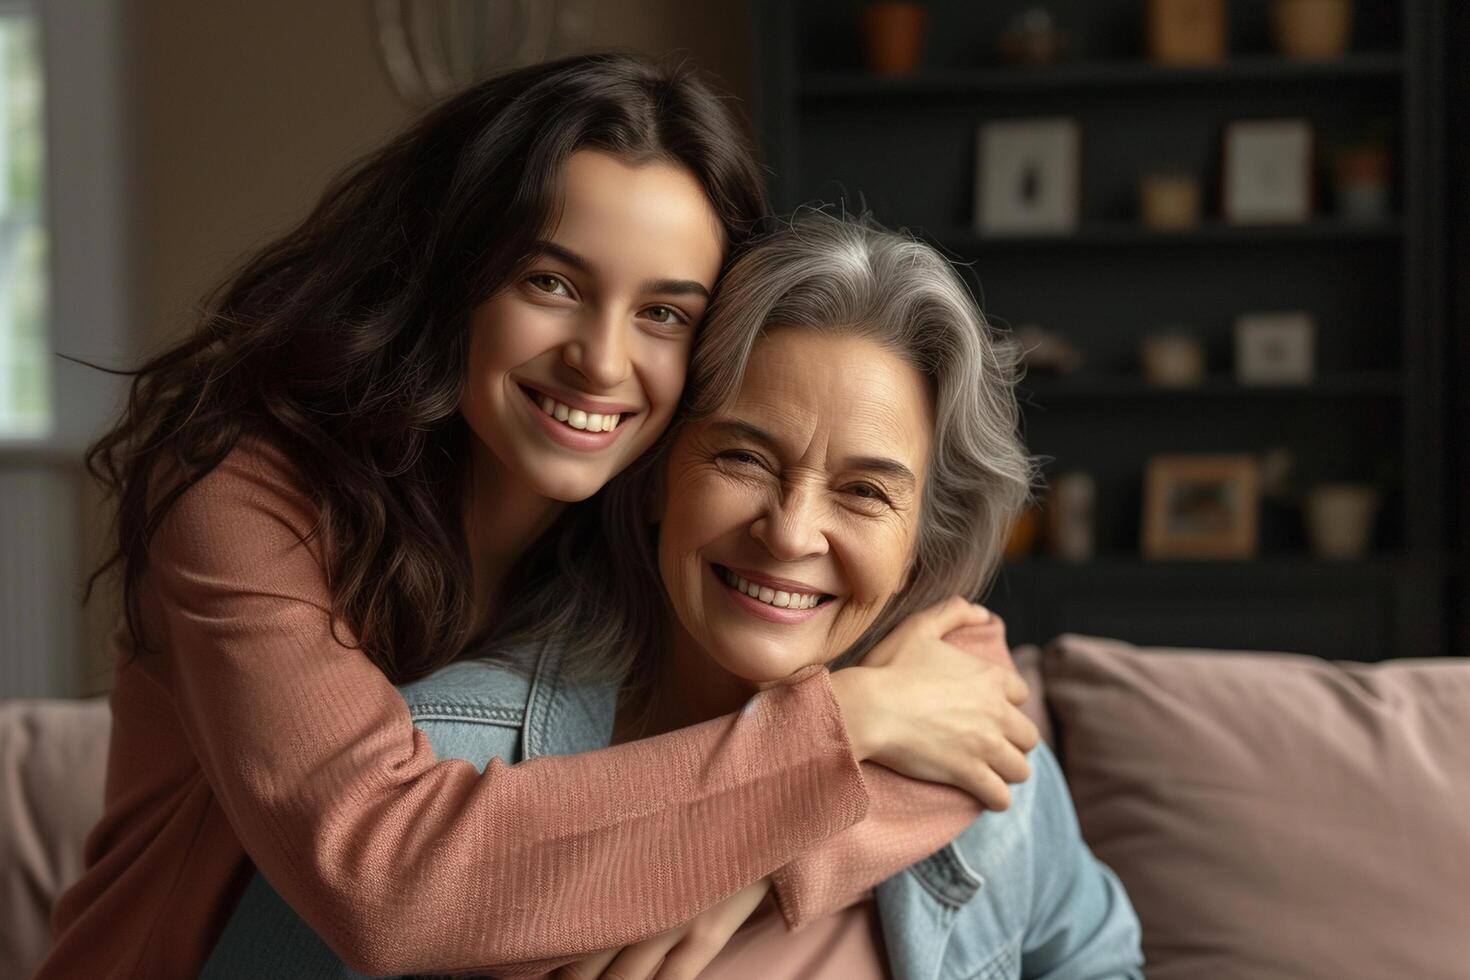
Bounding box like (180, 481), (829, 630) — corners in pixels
(204, 638), (1144, 979)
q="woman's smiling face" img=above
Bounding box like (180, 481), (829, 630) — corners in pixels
(460, 149), (725, 503)
(657, 328), (934, 683)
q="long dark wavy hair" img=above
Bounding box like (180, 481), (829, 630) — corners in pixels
(76, 52), (769, 684)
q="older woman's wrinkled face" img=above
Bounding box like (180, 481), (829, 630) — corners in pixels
(657, 328), (933, 683)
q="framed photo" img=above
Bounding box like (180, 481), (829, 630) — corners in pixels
(1234, 311), (1316, 385)
(975, 118), (1080, 235)
(1142, 454), (1261, 560)
(1222, 119), (1314, 224)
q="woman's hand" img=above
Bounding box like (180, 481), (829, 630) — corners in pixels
(549, 876), (772, 980)
(829, 595), (1039, 812)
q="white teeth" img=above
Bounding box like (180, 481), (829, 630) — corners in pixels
(722, 568), (822, 611)
(531, 391), (622, 432)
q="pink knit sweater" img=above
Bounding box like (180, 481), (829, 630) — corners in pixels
(38, 436), (992, 978)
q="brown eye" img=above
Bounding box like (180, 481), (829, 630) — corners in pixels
(641, 304), (686, 326)
(846, 482), (890, 505)
(527, 274), (570, 297)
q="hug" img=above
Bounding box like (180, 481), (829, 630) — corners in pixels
(42, 52), (1142, 979)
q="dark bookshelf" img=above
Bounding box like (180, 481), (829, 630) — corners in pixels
(753, 0), (1448, 659)
(800, 50), (1404, 98)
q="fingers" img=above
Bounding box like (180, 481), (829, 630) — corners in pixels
(987, 738), (1032, 785)
(551, 948), (619, 980)
(603, 932), (680, 979)
(964, 763), (1013, 812)
(1003, 668), (1030, 706)
(1003, 708), (1042, 754)
(915, 595), (993, 639)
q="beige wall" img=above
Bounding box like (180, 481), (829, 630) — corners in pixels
(124, 0), (753, 351)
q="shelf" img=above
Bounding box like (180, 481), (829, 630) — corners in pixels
(929, 220), (1402, 252)
(998, 554), (1404, 585)
(1017, 373), (1401, 402)
(800, 52), (1404, 98)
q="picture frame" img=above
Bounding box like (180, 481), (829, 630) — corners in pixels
(1222, 119), (1314, 224)
(975, 118), (1080, 235)
(1234, 311), (1316, 385)
(1142, 454), (1261, 560)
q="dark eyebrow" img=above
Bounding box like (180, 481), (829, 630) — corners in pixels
(530, 240), (711, 301)
(708, 418), (917, 488)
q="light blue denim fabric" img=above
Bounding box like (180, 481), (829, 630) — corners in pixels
(203, 637), (1144, 979)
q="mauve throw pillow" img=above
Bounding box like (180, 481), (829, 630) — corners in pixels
(1041, 633), (1470, 980)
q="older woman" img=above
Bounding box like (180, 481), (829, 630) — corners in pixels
(205, 212), (1143, 979)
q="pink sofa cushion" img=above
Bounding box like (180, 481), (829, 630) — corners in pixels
(0, 697), (110, 979)
(1041, 633), (1470, 980)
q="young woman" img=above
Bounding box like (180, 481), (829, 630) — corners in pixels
(203, 213), (1142, 980)
(39, 55), (1029, 978)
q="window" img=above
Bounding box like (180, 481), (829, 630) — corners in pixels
(0, 5), (45, 438)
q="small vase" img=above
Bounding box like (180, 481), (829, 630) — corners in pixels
(1139, 174), (1202, 229)
(1305, 483), (1378, 560)
(1141, 332), (1205, 387)
(1271, 0), (1353, 61)
(861, 2), (929, 77)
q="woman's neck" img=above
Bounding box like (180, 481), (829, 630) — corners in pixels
(463, 440), (565, 633)
(612, 615), (760, 744)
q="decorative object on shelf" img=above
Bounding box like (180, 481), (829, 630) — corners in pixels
(1141, 330), (1205, 387)
(1046, 471), (1096, 562)
(1332, 140), (1391, 222)
(1145, 0), (1227, 66)
(1004, 503), (1043, 559)
(1270, 0), (1353, 61)
(1259, 447), (1296, 501)
(1138, 173), (1202, 229)
(1222, 119), (1315, 225)
(1234, 311), (1316, 385)
(1143, 454), (1262, 560)
(1015, 323), (1083, 374)
(998, 7), (1065, 66)
(372, 0), (593, 105)
(1304, 482), (1378, 559)
(974, 118), (1080, 235)
(860, 2), (929, 77)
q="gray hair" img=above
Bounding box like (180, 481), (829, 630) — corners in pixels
(493, 211), (1040, 690)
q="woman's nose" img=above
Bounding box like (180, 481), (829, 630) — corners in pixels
(749, 490), (829, 562)
(561, 310), (630, 389)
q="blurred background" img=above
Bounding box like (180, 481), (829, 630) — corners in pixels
(0, 0), (1463, 698)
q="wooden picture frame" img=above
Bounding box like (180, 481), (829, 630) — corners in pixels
(975, 117), (1080, 235)
(1142, 454), (1261, 559)
(1222, 119), (1314, 224)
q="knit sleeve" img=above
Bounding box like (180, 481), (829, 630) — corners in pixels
(151, 439), (869, 977)
(768, 620), (1013, 929)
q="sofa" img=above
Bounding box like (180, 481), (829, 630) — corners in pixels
(4, 634), (1468, 979)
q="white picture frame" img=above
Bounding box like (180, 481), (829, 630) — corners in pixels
(975, 118), (1080, 235)
(1234, 311), (1316, 385)
(1222, 119), (1314, 224)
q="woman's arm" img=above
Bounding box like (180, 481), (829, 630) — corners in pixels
(159, 444), (870, 976)
(769, 620), (1012, 928)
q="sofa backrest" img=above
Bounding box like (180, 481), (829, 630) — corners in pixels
(0, 697), (110, 979)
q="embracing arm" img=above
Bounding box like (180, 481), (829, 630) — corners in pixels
(160, 441), (869, 976)
(768, 620), (1011, 928)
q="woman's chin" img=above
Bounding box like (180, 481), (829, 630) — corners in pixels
(705, 639), (825, 685)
